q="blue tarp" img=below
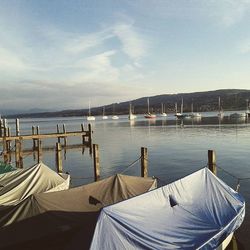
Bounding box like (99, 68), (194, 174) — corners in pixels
(91, 168), (245, 250)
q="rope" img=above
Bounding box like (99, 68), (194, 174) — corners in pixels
(120, 156), (142, 174)
(208, 164), (250, 191)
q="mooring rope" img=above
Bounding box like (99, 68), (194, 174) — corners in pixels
(120, 156), (142, 174)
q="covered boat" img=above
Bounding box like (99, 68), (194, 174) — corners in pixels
(0, 174), (156, 250)
(91, 168), (245, 250)
(0, 162), (70, 206)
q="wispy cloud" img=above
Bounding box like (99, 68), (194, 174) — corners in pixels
(113, 23), (147, 62)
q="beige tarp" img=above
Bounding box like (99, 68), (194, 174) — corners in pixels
(0, 174), (157, 250)
(0, 162), (70, 206)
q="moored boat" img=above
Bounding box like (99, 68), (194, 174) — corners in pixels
(144, 98), (156, 119)
(91, 167), (245, 250)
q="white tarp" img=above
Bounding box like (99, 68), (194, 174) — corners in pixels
(91, 168), (245, 250)
(0, 162), (70, 206)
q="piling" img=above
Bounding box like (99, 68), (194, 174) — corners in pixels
(37, 140), (42, 163)
(93, 144), (100, 181)
(141, 147), (148, 177)
(56, 142), (63, 173)
(208, 150), (216, 175)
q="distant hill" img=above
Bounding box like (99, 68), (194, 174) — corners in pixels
(5, 89), (250, 118)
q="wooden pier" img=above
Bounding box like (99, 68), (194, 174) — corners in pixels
(0, 118), (93, 168)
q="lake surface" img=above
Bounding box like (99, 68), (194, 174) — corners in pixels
(1, 112), (250, 249)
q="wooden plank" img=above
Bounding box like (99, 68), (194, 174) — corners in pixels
(0, 131), (88, 141)
(208, 150), (216, 175)
(141, 147), (148, 177)
(56, 142), (63, 173)
(93, 144), (100, 181)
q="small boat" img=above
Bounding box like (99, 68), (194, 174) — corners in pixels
(128, 103), (137, 120)
(91, 167), (245, 250)
(87, 101), (95, 121)
(102, 106), (108, 120)
(0, 162), (70, 206)
(160, 103), (167, 117)
(0, 174), (157, 249)
(144, 98), (156, 119)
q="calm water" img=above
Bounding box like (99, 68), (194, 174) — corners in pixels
(1, 112), (250, 249)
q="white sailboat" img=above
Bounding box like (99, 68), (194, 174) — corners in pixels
(128, 103), (137, 120)
(175, 98), (185, 118)
(160, 103), (167, 117)
(112, 103), (119, 120)
(190, 102), (202, 118)
(217, 96), (224, 118)
(144, 98), (156, 119)
(102, 106), (108, 120)
(87, 101), (95, 121)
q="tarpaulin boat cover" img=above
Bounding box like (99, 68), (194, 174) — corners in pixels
(0, 162), (70, 206)
(91, 168), (245, 250)
(0, 174), (156, 250)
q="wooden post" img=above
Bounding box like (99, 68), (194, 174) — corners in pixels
(15, 139), (20, 168)
(19, 139), (23, 168)
(56, 142), (63, 173)
(57, 124), (61, 143)
(3, 137), (8, 163)
(208, 150), (217, 175)
(81, 124), (86, 144)
(7, 127), (11, 162)
(0, 119), (2, 137)
(93, 144), (100, 181)
(37, 140), (42, 163)
(3, 119), (7, 137)
(16, 118), (20, 136)
(141, 147), (148, 177)
(36, 126), (40, 149)
(88, 123), (92, 154)
(63, 124), (67, 146)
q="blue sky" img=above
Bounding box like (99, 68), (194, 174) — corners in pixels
(0, 0), (250, 110)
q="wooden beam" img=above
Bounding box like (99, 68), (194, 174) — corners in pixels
(93, 144), (100, 181)
(56, 142), (63, 173)
(208, 150), (217, 175)
(141, 147), (148, 177)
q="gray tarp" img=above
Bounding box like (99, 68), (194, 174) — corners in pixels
(0, 174), (156, 250)
(0, 162), (70, 206)
(91, 168), (245, 250)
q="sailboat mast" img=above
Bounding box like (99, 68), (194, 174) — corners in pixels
(218, 97), (221, 112)
(88, 101), (91, 116)
(181, 98), (183, 114)
(175, 102), (178, 114)
(191, 102), (193, 114)
(161, 103), (163, 113)
(147, 98), (150, 113)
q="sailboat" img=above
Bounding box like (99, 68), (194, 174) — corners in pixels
(175, 98), (185, 119)
(190, 101), (202, 118)
(112, 103), (119, 120)
(102, 106), (108, 120)
(128, 103), (137, 120)
(160, 103), (167, 117)
(144, 98), (156, 119)
(87, 101), (95, 121)
(217, 96), (224, 118)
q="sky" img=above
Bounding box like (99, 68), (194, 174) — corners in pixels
(0, 0), (250, 111)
